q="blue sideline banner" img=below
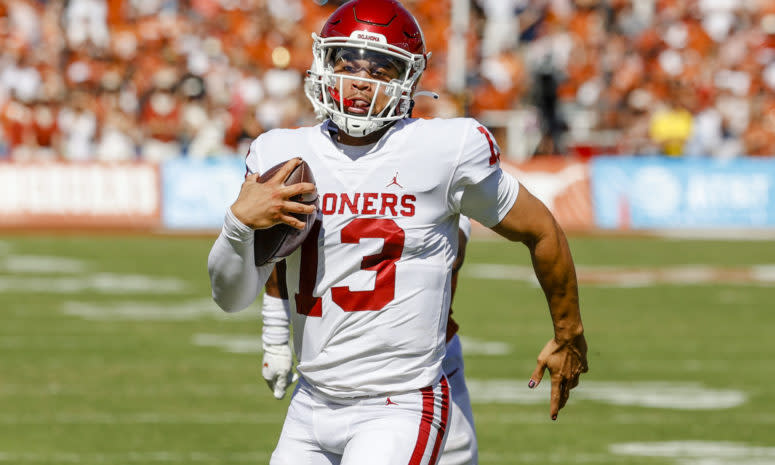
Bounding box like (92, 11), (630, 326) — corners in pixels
(162, 157), (245, 229)
(591, 156), (775, 229)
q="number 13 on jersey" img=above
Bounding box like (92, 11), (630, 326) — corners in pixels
(295, 218), (406, 317)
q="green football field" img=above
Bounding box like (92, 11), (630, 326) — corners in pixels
(1, 233), (774, 464)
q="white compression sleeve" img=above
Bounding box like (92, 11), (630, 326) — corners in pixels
(262, 295), (291, 345)
(208, 208), (274, 312)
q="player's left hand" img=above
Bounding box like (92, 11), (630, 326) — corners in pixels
(262, 343), (299, 400)
(528, 334), (588, 420)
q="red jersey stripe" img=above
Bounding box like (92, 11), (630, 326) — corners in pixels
(408, 386), (435, 465)
(426, 376), (450, 465)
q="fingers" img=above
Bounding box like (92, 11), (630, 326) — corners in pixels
(269, 158), (302, 185)
(265, 369), (289, 400)
(549, 373), (562, 421)
(554, 371), (582, 418)
(529, 358), (547, 389)
(579, 353), (590, 374)
(551, 370), (582, 420)
(552, 345), (579, 419)
(282, 182), (317, 198)
(273, 374), (288, 399)
(278, 214), (307, 230)
(271, 369), (297, 400)
(557, 378), (571, 412)
(281, 200), (316, 215)
(530, 336), (588, 421)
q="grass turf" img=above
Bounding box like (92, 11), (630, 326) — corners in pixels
(1, 233), (773, 464)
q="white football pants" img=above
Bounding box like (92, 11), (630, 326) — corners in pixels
(270, 375), (450, 465)
(440, 335), (478, 465)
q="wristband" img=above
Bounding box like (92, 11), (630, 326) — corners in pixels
(261, 294), (291, 345)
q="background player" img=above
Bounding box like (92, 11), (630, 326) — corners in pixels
(208, 1), (588, 463)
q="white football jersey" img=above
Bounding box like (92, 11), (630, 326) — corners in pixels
(246, 117), (519, 398)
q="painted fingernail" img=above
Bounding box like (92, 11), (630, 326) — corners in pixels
(552, 414), (557, 421)
(528, 379), (536, 388)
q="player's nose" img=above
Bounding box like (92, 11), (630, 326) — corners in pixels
(350, 72), (372, 90)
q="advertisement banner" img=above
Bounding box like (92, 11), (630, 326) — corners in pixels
(161, 157), (245, 230)
(591, 156), (775, 229)
(501, 157), (594, 231)
(0, 162), (160, 229)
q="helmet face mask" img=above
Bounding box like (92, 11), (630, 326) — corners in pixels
(304, 0), (428, 137)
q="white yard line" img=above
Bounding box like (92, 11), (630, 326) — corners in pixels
(475, 411), (775, 425)
(0, 274), (187, 294)
(465, 264), (775, 286)
(0, 255), (88, 273)
(653, 229), (775, 241)
(61, 299), (254, 321)
(610, 441), (775, 465)
(0, 412), (280, 425)
(467, 380), (746, 410)
(192, 333), (262, 353)
(0, 451), (269, 463)
(0, 384), (261, 397)
(478, 451), (621, 463)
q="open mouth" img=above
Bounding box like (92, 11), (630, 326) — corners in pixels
(345, 98), (371, 115)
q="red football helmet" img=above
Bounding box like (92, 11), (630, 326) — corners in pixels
(304, 0), (429, 137)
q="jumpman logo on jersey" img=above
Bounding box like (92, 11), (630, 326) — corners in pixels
(385, 397), (399, 406)
(385, 172), (403, 189)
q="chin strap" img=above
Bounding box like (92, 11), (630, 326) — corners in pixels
(407, 90), (439, 118)
(414, 90), (440, 100)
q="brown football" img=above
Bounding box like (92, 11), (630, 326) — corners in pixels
(254, 159), (318, 266)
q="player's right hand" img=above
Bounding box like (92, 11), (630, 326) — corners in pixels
(231, 158), (316, 230)
(261, 343), (298, 400)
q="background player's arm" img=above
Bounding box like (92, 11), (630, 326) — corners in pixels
(452, 227), (468, 277)
(491, 185), (588, 420)
(447, 221), (470, 343)
(261, 264), (296, 400)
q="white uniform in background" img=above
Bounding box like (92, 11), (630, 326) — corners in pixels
(441, 334), (477, 465)
(440, 215), (478, 465)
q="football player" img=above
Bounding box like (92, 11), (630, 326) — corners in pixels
(208, 1), (588, 464)
(260, 217), (478, 465)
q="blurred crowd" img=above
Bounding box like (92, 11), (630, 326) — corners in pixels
(1, 0), (775, 162)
